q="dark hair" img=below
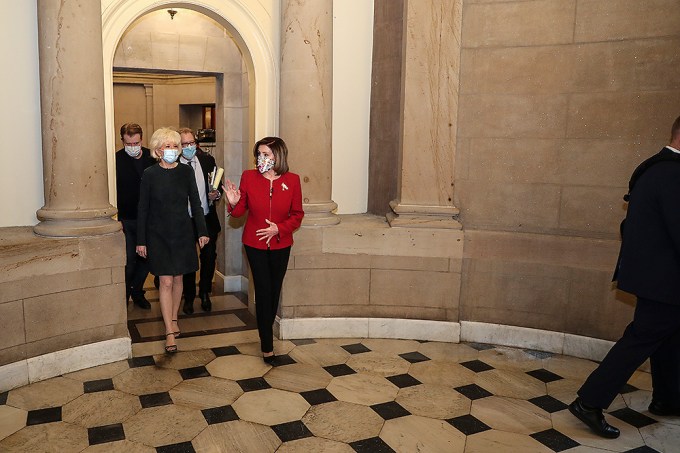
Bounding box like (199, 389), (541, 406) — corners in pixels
(120, 123), (143, 140)
(253, 136), (289, 175)
(672, 115), (680, 142)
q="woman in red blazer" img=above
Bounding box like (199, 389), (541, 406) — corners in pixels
(224, 137), (304, 363)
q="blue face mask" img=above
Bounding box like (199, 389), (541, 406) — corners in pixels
(162, 148), (178, 164)
(182, 145), (197, 160)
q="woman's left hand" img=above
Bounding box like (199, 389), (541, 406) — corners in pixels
(256, 220), (278, 245)
(198, 236), (210, 248)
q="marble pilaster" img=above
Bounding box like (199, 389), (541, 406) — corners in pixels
(34, 0), (120, 237)
(387, 0), (463, 229)
(280, 0), (339, 225)
(144, 84), (153, 144)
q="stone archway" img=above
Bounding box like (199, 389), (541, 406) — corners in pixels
(101, 0), (278, 294)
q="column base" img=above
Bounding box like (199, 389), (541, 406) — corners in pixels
(387, 201), (462, 229)
(302, 201), (341, 226)
(35, 207), (121, 237)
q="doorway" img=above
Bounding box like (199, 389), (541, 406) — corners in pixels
(109, 5), (259, 342)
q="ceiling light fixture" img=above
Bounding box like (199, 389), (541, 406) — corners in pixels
(168, 9), (177, 20)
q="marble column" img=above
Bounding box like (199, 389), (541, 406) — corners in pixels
(280, 0), (339, 226)
(34, 0), (120, 237)
(387, 0), (462, 229)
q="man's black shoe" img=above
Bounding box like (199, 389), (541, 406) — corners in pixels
(569, 397), (620, 439)
(132, 296), (151, 310)
(649, 400), (680, 417)
(183, 298), (194, 315)
(200, 293), (212, 312)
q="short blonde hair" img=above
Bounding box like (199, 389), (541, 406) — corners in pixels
(149, 128), (180, 159)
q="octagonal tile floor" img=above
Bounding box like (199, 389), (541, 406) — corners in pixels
(0, 335), (676, 452)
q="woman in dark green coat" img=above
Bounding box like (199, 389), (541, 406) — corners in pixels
(136, 128), (209, 353)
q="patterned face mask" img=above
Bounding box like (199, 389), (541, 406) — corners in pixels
(257, 154), (275, 173)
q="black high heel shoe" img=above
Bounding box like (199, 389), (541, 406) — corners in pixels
(263, 353), (276, 365)
(165, 333), (178, 354)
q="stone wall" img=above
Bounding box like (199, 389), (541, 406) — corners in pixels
(281, 215), (463, 322)
(456, 0), (680, 340)
(0, 227), (128, 391)
(367, 0), (403, 215)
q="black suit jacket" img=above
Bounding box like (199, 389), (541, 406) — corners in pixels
(183, 149), (222, 236)
(115, 147), (155, 220)
(616, 147), (680, 306)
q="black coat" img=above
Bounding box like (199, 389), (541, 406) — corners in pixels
(137, 163), (208, 276)
(182, 149), (222, 237)
(115, 147), (155, 220)
(616, 147), (680, 306)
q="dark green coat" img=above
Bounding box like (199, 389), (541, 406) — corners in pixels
(137, 163), (208, 276)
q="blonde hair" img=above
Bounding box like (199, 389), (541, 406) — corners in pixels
(149, 128), (181, 159)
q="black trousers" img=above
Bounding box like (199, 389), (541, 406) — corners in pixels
(183, 215), (219, 300)
(244, 245), (291, 353)
(578, 297), (680, 409)
(121, 219), (149, 301)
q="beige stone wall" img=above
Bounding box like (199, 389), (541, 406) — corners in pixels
(281, 216), (463, 323)
(152, 81), (216, 130)
(112, 84), (148, 147)
(456, 0), (680, 340)
(367, 0), (403, 215)
(112, 78), (215, 149)
(113, 8), (234, 73)
(0, 228), (127, 367)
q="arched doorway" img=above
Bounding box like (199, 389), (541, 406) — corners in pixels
(102, 0), (276, 331)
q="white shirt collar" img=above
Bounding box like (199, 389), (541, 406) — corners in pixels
(666, 145), (680, 154)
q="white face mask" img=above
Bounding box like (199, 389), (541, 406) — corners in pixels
(124, 145), (141, 157)
(162, 148), (178, 164)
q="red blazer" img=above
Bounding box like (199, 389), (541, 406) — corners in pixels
(228, 169), (304, 249)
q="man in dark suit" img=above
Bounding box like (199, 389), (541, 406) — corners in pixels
(569, 115), (680, 438)
(116, 123), (156, 309)
(178, 127), (223, 313)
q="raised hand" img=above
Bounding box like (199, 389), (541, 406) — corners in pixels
(222, 180), (241, 207)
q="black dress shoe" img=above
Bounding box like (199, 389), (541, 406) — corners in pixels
(183, 298), (194, 315)
(263, 354), (276, 365)
(649, 400), (680, 417)
(569, 398), (620, 439)
(132, 296), (151, 309)
(200, 293), (212, 312)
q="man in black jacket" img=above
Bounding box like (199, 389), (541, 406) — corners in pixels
(178, 128), (223, 313)
(569, 115), (680, 438)
(116, 123), (156, 309)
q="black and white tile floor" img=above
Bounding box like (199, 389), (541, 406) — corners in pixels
(2, 333), (680, 452)
(2, 287), (678, 452)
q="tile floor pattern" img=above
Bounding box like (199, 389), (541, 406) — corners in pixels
(126, 287), (257, 343)
(2, 336), (680, 452)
